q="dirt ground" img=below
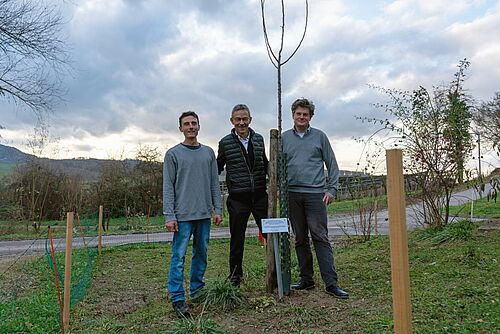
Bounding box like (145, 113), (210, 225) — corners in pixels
(478, 218), (500, 230)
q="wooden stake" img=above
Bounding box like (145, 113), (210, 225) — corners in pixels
(386, 149), (413, 334)
(266, 129), (279, 292)
(98, 205), (103, 256)
(147, 205), (151, 243)
(63, 212), (74, 332)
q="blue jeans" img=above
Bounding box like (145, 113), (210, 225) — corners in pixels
(168, 218), (211, 302)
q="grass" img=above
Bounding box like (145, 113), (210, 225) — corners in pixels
(447, 196), (500, 218)
(193, 277), (245, 311)
(0, 194), (385, 241)
(1, 221), (499, 333)
(329, 195), (387, 214)
(415, 219), (477, 244)
(0, 215), (167, 241)
(0, 247), (96, 333)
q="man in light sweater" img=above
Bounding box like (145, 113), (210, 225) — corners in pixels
(163, 111), (223, 317)
(282, 98), (349, 299)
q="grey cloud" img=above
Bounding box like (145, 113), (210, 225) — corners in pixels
(2, 0), (499, 160)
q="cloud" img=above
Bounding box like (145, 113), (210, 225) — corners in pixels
(1, 0), (499, 171)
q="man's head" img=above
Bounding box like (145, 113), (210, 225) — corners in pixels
(178, 111), (200, 140)
(230, 104), (252, 138)
(291, 98), (315, 117)
(291, 98), (315, 130)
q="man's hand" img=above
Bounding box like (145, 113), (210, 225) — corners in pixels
(213, 214), (222, 226)
(323, 192), (334, 205)
(165, 220), (178, 232)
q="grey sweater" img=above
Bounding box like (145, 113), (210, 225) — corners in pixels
(282, 127), (339, 195)
(163, 143), (222, 222)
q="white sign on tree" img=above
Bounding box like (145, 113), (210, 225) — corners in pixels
(262, 218), (289, 234)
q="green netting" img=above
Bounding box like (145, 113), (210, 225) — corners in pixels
(278, 151), (291, 293)
(44, 211), (99, 309)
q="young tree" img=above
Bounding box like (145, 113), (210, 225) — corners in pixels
(361, 60), (474, 228)
(0, 0), (70, 119)
(260, 0), (309, 294)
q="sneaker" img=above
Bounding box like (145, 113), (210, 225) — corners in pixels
(172, 300), (190, 317)
(325, 285), (349, 299)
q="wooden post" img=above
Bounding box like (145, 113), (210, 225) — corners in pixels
(386, 149), (413, 334)
(63, 212), (74, 332)
(374, 199), (378, 235)
(147, 205), (151, 243)
(266, 129), (279, 292)
(98, 205), (103, 256)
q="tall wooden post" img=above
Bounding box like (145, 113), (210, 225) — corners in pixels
(98, 205), (103, 256)
(386, 149), (413, 334)
(266, 129), (279, 292)
(63, 212), (74, 332)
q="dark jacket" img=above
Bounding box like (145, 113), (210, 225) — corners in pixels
(217, 128), (268, 195)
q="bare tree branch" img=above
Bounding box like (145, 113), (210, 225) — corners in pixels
(0, 0), (70, 115)
(282, 0), (308, 66)
(260, 0), (309, 132)
(260, 0), (279, 67)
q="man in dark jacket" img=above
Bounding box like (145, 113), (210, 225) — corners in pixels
(217, 104), (268, 287)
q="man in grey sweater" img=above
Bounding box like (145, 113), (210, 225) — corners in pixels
(282, 98), (349, 299)
(163, 111), (223, 317)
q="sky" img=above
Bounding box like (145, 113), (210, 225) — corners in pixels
(1, 0), (499, 173)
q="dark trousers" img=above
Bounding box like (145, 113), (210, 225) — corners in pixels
(288, 192), (338, 287)
(227, 192), (268, 279)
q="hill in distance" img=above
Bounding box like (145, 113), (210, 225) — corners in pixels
(0, 143), (137, 181)
(0, 143), (363, 181)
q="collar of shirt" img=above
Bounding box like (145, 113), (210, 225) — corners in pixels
(237, 134), (250, 152)
(292, 125), (311, 136)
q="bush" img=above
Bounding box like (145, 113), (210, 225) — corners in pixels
(192, 277), (244, 311)
(415, 219), (476, 244)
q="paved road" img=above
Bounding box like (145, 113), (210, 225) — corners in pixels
(0, 184), (492, 258)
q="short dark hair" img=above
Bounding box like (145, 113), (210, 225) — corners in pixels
(291, 98), (315, 117)
(231, 104), (251, 117)
(179, 111), (199, 127)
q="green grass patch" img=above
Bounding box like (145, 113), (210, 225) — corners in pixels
(414, 219), (477, 244)
(0, 247), (98, 334)
(329, 195), (387, 214)
(0, 212), (232, 241)
(1, 225), (498, 333)
(447, 196), (500, 218)
(193, 277), (245, 311)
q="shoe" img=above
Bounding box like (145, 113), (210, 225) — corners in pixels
(291, 280), (315, 290)
(228, 274), (241, 288)
(325, 285), (349, 299)
(172, 300), (190, 317)
(190, 289), (204, 301)
(229, 277), (241, 288)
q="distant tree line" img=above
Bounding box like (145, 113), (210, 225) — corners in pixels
(0, 146), (163, 223)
